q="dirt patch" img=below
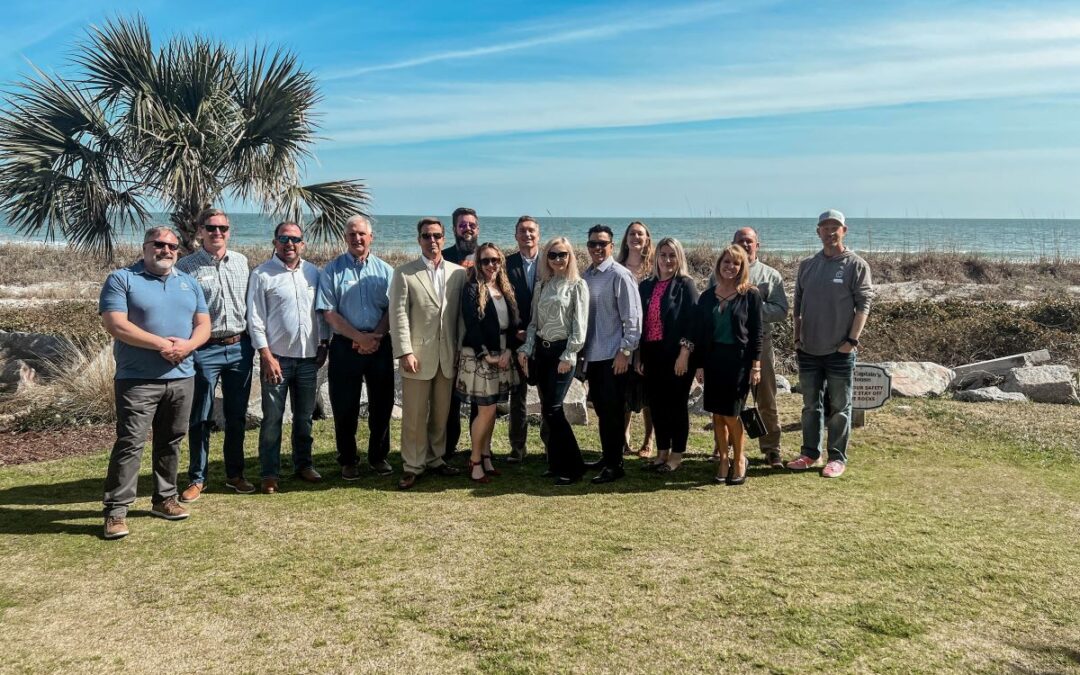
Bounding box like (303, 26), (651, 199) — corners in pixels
(0, 425), (112, 466)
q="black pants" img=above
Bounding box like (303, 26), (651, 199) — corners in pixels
(328, 336), (394, 466)
(535, 340), (584, 478)
(586, 358), (626, 470)
(641, 341), (693, 454)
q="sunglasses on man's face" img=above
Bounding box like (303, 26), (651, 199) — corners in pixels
(276, 235), (303, 245)
(586, 240), (611, 249)
(420, 232), (444, 241)
(547, 251), (569, 261)
(149, 240), (179, 251)
(457, 221), (478, 231)
(479, 257), (500, 267)
(204, 224), (229, 233)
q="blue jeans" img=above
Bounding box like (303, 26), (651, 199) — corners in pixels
(187, 337), (254, 484)
(258, 356), (318, 479)
(797, 350), (856, 463)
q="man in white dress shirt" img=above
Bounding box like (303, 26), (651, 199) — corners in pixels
(247, 222), (328, 494)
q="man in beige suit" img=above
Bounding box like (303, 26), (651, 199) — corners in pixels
(389, 217), (467, 489)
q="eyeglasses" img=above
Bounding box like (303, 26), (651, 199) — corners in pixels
(204, 225), (229, 233)
(276, 235), (303, 245)
(479, 257), (500, 267)
(586, 240), (611, 249)
(547, 251), (569, 261)
(457, 221), (478, 231)
(420, 232), (444, 241)
(148, 241), (179, 251)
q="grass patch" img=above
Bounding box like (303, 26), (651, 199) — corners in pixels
(0, 398), (1077, 673)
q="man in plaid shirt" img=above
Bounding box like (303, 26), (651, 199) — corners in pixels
(176, 208), (257, 502)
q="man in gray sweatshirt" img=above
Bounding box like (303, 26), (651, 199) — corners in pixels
(787, 209), (873, 478)
(733, 227), (789, 468)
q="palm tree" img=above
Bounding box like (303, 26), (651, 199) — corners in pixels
(0, 16), (368, 258)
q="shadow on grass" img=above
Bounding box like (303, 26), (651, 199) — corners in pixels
(0, 450), (797, 535)
(1006, 643), (1080, 672)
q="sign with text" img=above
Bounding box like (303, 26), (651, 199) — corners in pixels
(853, 364), (891, 410)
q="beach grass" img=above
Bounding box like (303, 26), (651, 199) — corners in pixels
(1, 397), (1077, 673)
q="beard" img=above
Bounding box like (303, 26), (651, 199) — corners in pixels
(455, 236), (477, 254)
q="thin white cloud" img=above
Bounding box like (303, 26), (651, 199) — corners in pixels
(323, 0), (771, 80)
(318, 7), (1080, 146)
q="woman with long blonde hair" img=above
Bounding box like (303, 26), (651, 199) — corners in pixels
(517, 237), (590, 485)
(456, 243), (520, 483)
(616, 220), (655, 459)
(692, 245), (763, 485)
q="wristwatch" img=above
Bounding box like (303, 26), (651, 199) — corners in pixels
(844, 337), (860, 347)
(620, 348), (632, 357)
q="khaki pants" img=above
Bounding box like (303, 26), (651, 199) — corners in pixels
(399, 370), (454, 475)
(757, 333), (782, 452)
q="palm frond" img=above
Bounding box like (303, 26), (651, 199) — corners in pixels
(272, 179), (369, 242)
(0, 68), (146, 255)
(76, 16), (156, 108)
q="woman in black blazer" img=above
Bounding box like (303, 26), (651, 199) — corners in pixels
(456, 243), (520, 483)
(692, 244), (763, 485)
(637, 237), (700, 473)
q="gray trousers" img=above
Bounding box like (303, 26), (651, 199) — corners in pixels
(757, 333), (782, 452)
(103, 378), (194, 517)
(508, 381), (550, 460)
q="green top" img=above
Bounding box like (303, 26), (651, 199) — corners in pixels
(713, 301), (736, 344)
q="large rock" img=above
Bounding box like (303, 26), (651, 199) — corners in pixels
(775, 375), (792, 393)
(525, 379), (589, 425)
(0, 330), (72, 364)
(953, 386), (1028, 403)
(1001, 365), (1079, 404)
(953, 350), (1052, 389)
(877, 361), (955, 397)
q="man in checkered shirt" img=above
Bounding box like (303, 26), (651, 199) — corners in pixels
(176, 208), (257, 502)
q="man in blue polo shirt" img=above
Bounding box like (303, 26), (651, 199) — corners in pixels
(99, 227), (210, 539)
(316, 215), (396, 479)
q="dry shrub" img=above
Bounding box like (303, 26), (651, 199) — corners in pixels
(0, 301), (105, 340)
(1, 343), (116, 430)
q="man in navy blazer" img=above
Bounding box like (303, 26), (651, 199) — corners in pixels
(441, 206), (480, 461)
(504, 215), (548, 462)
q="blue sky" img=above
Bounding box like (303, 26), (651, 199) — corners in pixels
(3, 0), (1080, 218)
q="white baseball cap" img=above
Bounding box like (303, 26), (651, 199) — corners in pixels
(817, 209), (846, 226)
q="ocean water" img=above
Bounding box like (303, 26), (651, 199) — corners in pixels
(1, 215), (1076, 259)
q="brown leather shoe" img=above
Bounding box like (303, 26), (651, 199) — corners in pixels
(224, 476), (256, 494)
(261, 478), (279, 494)
(103, 516), (129, 539)
(179, 482), (205, 503)
(149, 497), (189, 520)
(397, 472), (418, 490)
(297, 467), (322, 483)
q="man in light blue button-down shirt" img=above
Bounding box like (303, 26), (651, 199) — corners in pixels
(582, 224), (642, 484)
(316, 215), (396, 479)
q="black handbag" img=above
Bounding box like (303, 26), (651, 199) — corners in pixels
(740, 384), (767, 439)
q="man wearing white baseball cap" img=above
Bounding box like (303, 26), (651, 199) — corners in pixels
(786, 209), (873, 478)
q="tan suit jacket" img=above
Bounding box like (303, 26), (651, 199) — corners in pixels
(389, 257), (466, 381)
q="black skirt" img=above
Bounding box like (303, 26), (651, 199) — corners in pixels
(702, 343), (750, 417)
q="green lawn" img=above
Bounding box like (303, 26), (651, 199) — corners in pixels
(1, 397), (1078, 674)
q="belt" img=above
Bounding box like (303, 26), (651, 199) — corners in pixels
(539, 338), (567, 349)
(207, 332), (245, 346)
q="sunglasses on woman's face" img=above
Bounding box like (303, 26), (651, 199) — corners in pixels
(547, 251), (569, 261)
(479, 257), (500, 267)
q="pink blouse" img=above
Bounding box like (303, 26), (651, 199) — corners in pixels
(643, 278), (672, 342)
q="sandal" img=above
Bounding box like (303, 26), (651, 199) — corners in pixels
(656, 463), (680, 474)
(481, 453), (501, 477)
(642, 461), (667, 472)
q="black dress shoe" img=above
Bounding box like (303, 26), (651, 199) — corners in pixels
(584, 459), (605, 470)
(432, 464), (461, 477)
(590, 466), (625, 484)
(554, 475), (579, 486)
